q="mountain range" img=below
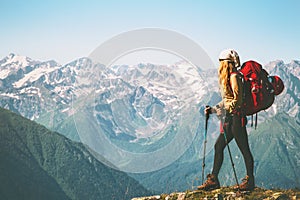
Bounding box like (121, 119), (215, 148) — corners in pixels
(0, 53), (299, 194)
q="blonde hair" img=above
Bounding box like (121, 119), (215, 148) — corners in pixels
(218, 60), (235, 91)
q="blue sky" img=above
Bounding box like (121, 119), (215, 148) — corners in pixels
(0, 0), (299, 66)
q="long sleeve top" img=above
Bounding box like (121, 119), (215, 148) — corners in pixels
(216, 73), (243, 113)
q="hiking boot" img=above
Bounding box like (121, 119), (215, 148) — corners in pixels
(234, 175), (255, 191)
(197, 174), (220, 191)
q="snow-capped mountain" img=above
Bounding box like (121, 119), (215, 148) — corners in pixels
(0, 54), (214, 138)
(0, 53), (218, 173)
(1, 54), (298, 126)
(0, 53), (299, 172)
(0, 53), (39, 79)
(264, 60), (300, 120)
(1, 53), (299, 141)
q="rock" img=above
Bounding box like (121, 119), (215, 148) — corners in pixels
(131, 195), (160, 200)
(271, 192), (289, 200)
(131, 187), (300, 200)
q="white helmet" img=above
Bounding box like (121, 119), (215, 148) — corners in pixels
(219, 49), (240, 67)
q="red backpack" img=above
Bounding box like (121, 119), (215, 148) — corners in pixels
(234, 60), (284, 127)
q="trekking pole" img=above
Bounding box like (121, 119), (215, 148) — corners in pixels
(201, 106), (210, 184)
(221, 118), (240, 189)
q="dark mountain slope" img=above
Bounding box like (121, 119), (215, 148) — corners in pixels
(249, 113), (300, 188)
(0, 107), (150, 200)
(0, 108), (70, 199)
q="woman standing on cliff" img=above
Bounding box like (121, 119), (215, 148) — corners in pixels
(198, 49), (254, 191)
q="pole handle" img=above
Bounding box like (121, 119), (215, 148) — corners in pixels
(205, 105), (211, 122)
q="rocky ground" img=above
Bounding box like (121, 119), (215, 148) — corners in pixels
(132, 187), (300, 200)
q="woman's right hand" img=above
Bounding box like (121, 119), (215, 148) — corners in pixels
(205, 105), (223, 116)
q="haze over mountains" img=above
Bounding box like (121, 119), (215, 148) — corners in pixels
(0, 53), (299, 194)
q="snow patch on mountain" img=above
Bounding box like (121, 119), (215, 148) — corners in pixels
(0, 53), (40, 79)
(14, 63), (60, 88)
(0, 53), (33, 68)
(0, 69), (11, 79)
(20, 87), (41, 97)
(0, 92), (20, 99)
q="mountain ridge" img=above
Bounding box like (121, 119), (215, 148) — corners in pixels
(0, 107), (151, 199)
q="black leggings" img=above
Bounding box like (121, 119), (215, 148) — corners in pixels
(212, 114), (254, 178)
